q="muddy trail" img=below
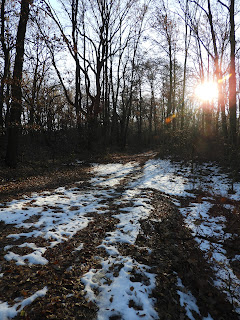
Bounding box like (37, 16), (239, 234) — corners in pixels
(0, 152), (239, 320)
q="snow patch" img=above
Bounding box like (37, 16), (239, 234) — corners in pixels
(0, 287), (48, 320)
(82, 256), (158, 320)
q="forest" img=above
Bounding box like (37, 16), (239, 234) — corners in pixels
(0, 0), (239, 169)
(0, 1), (240, 320)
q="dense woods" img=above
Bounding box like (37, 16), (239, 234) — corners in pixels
(0, 0), (239, 168)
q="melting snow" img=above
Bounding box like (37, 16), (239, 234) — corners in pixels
(180, 201), (240, 311)
(1, 157), (240, 318)
(0, 185), (114, 264)
(177, 277), (213, 320)
(0, 287), (47, 320)
(91, 162), (138, 187)
(84, 162), (157, 319)
(82, 256), (158, 320)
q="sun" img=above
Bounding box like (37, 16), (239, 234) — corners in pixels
(195, 81), (218, 101)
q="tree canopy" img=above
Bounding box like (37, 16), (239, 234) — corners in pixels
(0, 0), (239, 167)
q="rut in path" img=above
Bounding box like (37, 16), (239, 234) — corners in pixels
(0, 155), (240, 320)
(0, 160), (157, 319)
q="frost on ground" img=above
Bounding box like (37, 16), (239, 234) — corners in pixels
(0, 156), (240, 319)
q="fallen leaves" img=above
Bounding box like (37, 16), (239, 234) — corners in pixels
(1, 155), (240, 320)
(21, 290), (29, 297)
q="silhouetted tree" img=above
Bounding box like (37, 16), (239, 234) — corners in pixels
(5, 0), (32, 167)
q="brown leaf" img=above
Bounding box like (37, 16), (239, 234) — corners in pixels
(85, 301), (96, 309)
(21, 290), (28, 297)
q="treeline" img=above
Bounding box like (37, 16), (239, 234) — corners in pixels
(0, 0), (239, 167)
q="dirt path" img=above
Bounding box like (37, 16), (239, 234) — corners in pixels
(0, 153), (239, 320)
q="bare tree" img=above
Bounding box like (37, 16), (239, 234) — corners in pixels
(152, 0), (179, 122)
(218, 0), (237, 145)
(177, 0), (193, 129)
(5, 0), (32, 167)
(118, 3), (149, 149)
(188, 0), (229, 137)
(0, 0), (15, 132)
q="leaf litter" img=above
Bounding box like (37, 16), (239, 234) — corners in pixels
(0, 152), (240, 319)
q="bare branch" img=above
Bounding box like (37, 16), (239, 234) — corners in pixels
(189, 0), (209, 17)
(217, 0), (230, 12)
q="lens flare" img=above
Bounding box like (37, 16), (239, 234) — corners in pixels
(195, 81), (218, 101)
(165, 114), (176, 124)
(218, 74), (232, 83)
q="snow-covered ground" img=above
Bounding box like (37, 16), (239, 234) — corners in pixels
(142, 159), (240, 314)
(0, 157), (240, 319)
(0, 287), (47, 320)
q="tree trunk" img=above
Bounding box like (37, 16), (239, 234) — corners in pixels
(72, 0), (82, 131)
(0, 0), (11, 132)
(181, 0), (190, 130)
(207, 0), (228, 139)
(167, 47), (173, 118)
(149, 81), (153, 139)
(137, 85), (143, 141)
(229, 0), (237, 146)
(5, 0), (31, 167)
